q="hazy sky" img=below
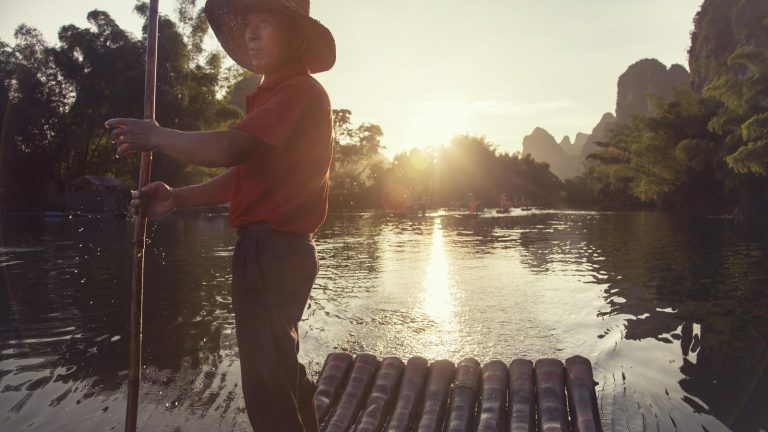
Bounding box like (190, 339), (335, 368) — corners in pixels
(1, 0), (704, 156)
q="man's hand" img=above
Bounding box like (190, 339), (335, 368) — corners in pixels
(105, 118), (163, 157)
(130, 182), (176, 218)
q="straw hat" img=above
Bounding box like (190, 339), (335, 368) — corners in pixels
(204, 0), (336, 73)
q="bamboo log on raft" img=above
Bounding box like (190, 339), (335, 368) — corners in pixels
(384, 356), (429, 432)
(353, 356), (405, 432)
(508, 359), (535, 432)
(415, 359), (455, 432)
(476, 360), (508, 432)
(314, 352), (354, 424)
(535, 358), (570, 432)
(444, 357), (482, 432)
(311, 352), (603, 431)
(565, 356), (603, 432)
(322, 353), (379, 432)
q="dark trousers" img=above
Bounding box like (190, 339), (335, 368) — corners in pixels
(232, 222), (320, 432)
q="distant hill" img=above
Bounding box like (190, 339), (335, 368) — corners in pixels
(557, 133), (591, 156)
(521, 59), (690, 179)
(559, 136), (577, 156)
(579, 113), (617, 160)
(522, 128), (582, 179)
(572, 133), (590, 156)
(522, 113), (616, 180)
(616, 59), (690, 123)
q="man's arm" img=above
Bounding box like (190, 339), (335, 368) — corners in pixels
(155, 129), (257, 168)
(174, 168), (235, 208)
(129, 168), (235, 218)
(105, 118), (260, 168)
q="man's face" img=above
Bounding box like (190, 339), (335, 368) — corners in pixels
(243, 11), (296, 74)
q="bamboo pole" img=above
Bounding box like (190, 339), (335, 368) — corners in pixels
(125, 1), (159, 431)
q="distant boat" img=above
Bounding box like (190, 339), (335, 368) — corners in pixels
(452, 212), (480, 220)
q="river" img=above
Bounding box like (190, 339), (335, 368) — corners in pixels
(0, 210), (766, 431)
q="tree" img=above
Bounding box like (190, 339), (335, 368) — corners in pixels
(0, 25), (68, 210)
(434, 135), (499, 205)
(0, 1), (243, 211)
(704, 47), (768, 175)
(689, 0), (768, 92)
(381, 147), (435, 211)
(328, 109), (387, 209)
(580, 0), (768, 212)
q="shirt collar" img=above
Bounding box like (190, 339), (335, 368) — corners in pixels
(259, 61), (309, 90)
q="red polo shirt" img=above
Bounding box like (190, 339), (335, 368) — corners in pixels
(229, 63), (333, 234)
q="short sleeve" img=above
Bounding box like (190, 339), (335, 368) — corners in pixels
(232, 82), (314, 149)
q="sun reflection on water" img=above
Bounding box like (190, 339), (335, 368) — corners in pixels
(421, 219), (452, 322)
(418, 218), (460, 357)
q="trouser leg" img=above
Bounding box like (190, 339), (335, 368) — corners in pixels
(297, 330), (319, 432)
(232, 230), (319, 432)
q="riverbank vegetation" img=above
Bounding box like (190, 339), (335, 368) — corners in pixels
(1, 0), (765, 214)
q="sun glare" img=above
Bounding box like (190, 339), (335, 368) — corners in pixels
(406, 101), (469, 149)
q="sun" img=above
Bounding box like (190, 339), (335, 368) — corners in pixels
(406, 101), (469, 150)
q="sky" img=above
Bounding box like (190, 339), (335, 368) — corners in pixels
(0, 0), (704, 157)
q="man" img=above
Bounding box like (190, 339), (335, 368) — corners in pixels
(105, 1), (335, 430)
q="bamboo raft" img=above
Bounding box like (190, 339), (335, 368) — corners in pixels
(313, 353), (602, 432)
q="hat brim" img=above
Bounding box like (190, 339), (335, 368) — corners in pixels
(204, 0), (336, 74)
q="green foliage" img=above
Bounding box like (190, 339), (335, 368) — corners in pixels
(329, 109), (388, 209)
(581, 78), (767, 210)
(726, 140), (768, 174)
(675, 138), (717, 170)
(576, 0), (768, 212)
(584, 86), (722, 208)
(704, 48), (768, 175)
(434, 135), (499, 205)
(0, 1), (241, 211)
(582, 82), (767, 210)
(689, 0), (768, 92)
(3, 0), (765, 214)
(328, 116), (563, 211)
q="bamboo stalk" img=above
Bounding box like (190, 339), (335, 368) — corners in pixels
(476, 360), (508, 432)
(314, 352), (354, 424)
(535, 358), (570, 432)
(125, 1), (159, 431)
(384, 356), (429, 432)
(508, 359), (535, 432)
(565, 356), (603, 432)
(323, 353), (380, 432)
(444, 357), (481, 432)
(353, 356), (405, 431)
(415, 359), (455, 432)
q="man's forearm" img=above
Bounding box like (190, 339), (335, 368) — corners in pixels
(154, 128), (255, 168)
(173, 168), (235, 208)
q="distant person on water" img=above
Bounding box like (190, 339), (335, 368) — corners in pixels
(500, 193), (512, 212)
(105, 0), (335, 430)
(467, 192), (481, 214)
